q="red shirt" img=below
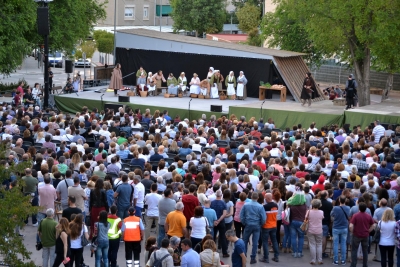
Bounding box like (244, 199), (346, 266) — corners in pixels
(350, 211), (374, 238)
(312, 182), (325, 192)
(253, 161), (266, 172)
(296, 171), (308, 178)
(182, 194), (199, 222)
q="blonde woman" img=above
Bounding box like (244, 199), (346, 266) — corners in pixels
(53, 217), (71, 267)
(200, 239), (222, 267)
(36, 131), (45, 143)
(197, 184), (207, 206)
(379, 209), (396, 267)
(71, 153), (81, 172)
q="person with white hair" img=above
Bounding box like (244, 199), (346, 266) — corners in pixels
(189, 73), (201, 94)
(225, 71), (236, 100)
(146, 72), (156, 95)
(178, 72), (187, 94)
(38, 208), (58, 267)
(157, 176), (166, 192)
(133, 175), (145, 216)
(165, 202), (187, 238)
(99, 124), (111, 142)
(237, 71), (247, 100)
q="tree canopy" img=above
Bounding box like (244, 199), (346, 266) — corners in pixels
(0, 0), (106, 76)
(170, 0), (226, 36)
(262, 0), (400, 107)
(236, 3), (261, 46)
(94, 30), (114, 55)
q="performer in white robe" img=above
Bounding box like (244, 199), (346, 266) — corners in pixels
(147, 72), (156, 95)
(210, 70), (223, 99)
(225, 71), (236, 99)
(178, 72), (187, 94)
(237, 71), (248, 100)
(189, 73), (201, 94)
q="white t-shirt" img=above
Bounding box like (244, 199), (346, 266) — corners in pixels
(379, 221), (396, 246)
(133, 182), (145, 208)
(71, 225), (88, 249)
(145, 193), (162, 216)
(190, 217), (207, 239)
(249, 175), (259, 191)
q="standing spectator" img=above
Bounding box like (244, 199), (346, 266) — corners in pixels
(132, 175), (145, 217)
(181, 239), (201, 267)
(189, 206), (208, 249)
(114, 174), (133, 219)
(90, 179), (109, 238)
(307, 199), (324, 265)
(330, 195), (350, 265)
(319, 190), (333, 258)
(62, 196), (82, 222)
(203, 199), (217, 237)
(93, 211), (111, 267)
(182, 184), (200, 232)
(199, 240), (221, 267)
(373, 120), (385, 144)
(233, 193), (248, 238)
(260, 193), (279, 263)
(349, 203), (375, 267)
(69, 214), (89, 267)
(22, 168), (39, 226)
(393, 212), (400, 267)
(240, 192), (266, 264)
(211, 190), (229, 258)
(379, 209), (396, 267)
(288, 187), (307, 258)
(144, 183), (162, 240)
(158, 189), (176, 246)
(225, 229), (246, 267)
(145, 239), (173, 267)
(38, 175), (57, 223)
(53, 218), (71, 267)
(107, 206), (122, 267)
(38, 208), (57, 267)
(165, 202), (187, 239)
(56, 170), (74, 210)
(122, 207), (144, 267)
(68, 176), (87, 216)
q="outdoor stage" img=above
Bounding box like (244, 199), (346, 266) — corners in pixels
(54, 87), (400, 129)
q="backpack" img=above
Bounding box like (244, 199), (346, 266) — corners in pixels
(152, 251), (171, 267)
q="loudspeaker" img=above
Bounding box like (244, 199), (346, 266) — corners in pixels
(65, 60), (73, 73)
(210, 105), (222, 112)
(118, 95), (130, 102)
(104, 103), (124, 113)
(37, 7), (49, 36)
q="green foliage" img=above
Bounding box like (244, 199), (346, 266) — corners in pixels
(170, 0), (226, 36)
(236, 3), (260, 32)
(0, 0), (37, 76)
(0, 0), (107, 76)
(260, 2), (324, 66)
(232, 0), (263, 8)
(224, 11), (239, 24)
(246, 28), (261, 47)
(75, 41), (97, 60)
(0, 142), (36, 267)
(93, 30), (114, 54)
(0, 79), (27, 94)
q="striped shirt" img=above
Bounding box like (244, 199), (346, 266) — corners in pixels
(373, 125), (385, 143)
(263, 202), (278, 229)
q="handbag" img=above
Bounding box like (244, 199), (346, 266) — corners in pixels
(204, 217), (211, 235)
(300, 210), (310, 233)
(81, 228), (90, 247)
(372, 221), (381, 243)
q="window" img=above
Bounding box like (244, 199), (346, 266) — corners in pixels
(143, 6), (149, 20)
(124, 6), (135, 20)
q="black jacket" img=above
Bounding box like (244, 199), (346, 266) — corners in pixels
(89, 189), (108, 211)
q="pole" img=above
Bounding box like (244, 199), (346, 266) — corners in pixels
(159, 0), (162, 32)
(83, 52), (86, 81)
(154, 0), (156, 26)
(113, 0), (117, 64)
(44, 2), (49, 108)
(230, 13), (233, 34)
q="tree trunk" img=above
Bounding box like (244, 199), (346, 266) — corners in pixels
(382, 73), (393, 101)
(350, 44), (371, 107)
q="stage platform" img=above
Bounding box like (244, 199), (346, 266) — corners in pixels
(54, 86), (400, 129)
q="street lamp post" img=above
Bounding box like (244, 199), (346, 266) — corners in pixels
(35, 0), (53, 109)
(113, 0), (117, 64)
(159, 0), (162, 32)
(229, 10), (234, 34)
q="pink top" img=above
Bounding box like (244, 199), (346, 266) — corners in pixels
(234, 200), (246, 222)
(190, 77), (200, 85)
(307, 209), (324, 235)
(38, 184), (57, 213)
(212, 172), (221, 185)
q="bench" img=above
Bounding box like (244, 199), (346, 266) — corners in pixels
(157, 86), (167, 95)
(333, 98), (346, 106)
(52, 86), (62, 94)
(370, 88), (383, 95)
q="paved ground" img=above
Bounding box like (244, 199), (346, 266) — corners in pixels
(17, 221), (382, 267)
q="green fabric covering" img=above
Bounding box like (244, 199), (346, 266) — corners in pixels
(344, 111), (400, 129)
(54, 96), (227, 121)
(229, 106), (344, 129)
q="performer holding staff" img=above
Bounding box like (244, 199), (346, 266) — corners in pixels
(136, 66), (146, 84)
(178, 72), (187, 95)
(225, 71), (236, 100)
(237, 71), (247, 100)
(300, 72), (318, 107)
(110, 63), (123, 97)
(189, 73), (201, 95)
(147, 72), (156, 96)
(136, 73), (148, 96)
(167, 73), (179, 95)
(210, 70), (223, 98)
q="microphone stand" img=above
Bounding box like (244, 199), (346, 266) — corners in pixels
(260, 100), (266, 119)
(101, 94), (104, 111)
(189, 98), (192, 121)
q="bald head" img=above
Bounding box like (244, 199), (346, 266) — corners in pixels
(265, 193), (272, 202)
(380, 198), (387, 207)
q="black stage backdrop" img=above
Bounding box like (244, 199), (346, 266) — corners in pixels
(116, 48), (272, 98)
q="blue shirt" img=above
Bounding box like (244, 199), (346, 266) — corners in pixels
(117, 149), (129, 160)
(239, 200), (266, 227)
(232, 239), (245, 267)
(181, 248), (200, 267)
(210, 199), (227, 219)
(115, 183), (133, 207)
(203, 207), (217, 227)
(330, 205), (350, 229)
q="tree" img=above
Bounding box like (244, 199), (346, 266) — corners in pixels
(260, 1), (324, 66)
(236, 3), (261, 46)
(0, 141), (36, 267)
(270, 0), (400, 107)
(232, 0), (263, 8)
(0, 0), (37, 76)
(75, 40), (97, 60)
(170, 0), (226, 37)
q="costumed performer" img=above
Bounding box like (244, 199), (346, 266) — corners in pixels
(189, 73), (201, 95)
(152, 70), (166, 95)
(210, 70), (224, 99)
(237, 71), (247, 100)
(167, 73), (179, 95)
(147, 72), (156, 95)
(225, 71), (236, 100)
(300, 72), (318, 107)
(199, 79), (210, 96)
(110, 63), (123, 97)
(178, 72), (187, 95)
(136, 73), (148, 95)
(135, 66), (147, 84)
